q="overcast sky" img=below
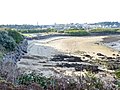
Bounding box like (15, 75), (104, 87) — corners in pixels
(0, 0), (120, 25)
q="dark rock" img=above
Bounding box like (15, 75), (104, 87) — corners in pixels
(117, 57), (120, 60)
(107, 63), (120, 70)
(117, 54), (119, 56)
(51, 55), (83, 62)
(111, 44), (116, 46)
(113, 54), (116, 56)
(22, 55), (39, 60)
(97, 53), (105, 56)
(56, 63), (99, 72)
(94, 42), (99, 45)
(83, 55), (92, 59)
(38, 61), (46, 63)
(99, 57), (106, 59)
(106, 57), (115, 59)
(75, 64), (98, 72)
(32, 55), (47, 59)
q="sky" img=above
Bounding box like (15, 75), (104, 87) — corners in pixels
(0, 0), (120, 25)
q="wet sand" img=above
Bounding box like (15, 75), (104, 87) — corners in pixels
(102, 35), (120, 43)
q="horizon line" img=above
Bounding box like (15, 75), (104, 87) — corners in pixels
(0, 21), (120, 25)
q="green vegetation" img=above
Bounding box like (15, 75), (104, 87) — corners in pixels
(18, 28), (120, 36)
(17, 72), (54, 89)
(0, 52), (3, 61)
(57, 30), (64, 33)
(0, 29), (24, 58)
(64, 29), (89, 36)
(7, 30), (24, 43)
(17, 72), (105, 90)
(115, 70), (120, 79)
(18, 28), (90, 36)
(18, 29), (57, 33)
(115, 70), (120, 88)
(0, 30), (16, 51)
(90, 28), (119, 34)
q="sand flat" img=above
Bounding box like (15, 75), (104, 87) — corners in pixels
(46, 36), (119, 57)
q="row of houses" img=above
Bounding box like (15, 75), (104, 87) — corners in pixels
(1, 22), (120, 30)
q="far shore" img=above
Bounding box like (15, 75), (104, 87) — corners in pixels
(24, 33), (120, 41)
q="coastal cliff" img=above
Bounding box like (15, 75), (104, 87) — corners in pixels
(0, 39), (28, 83)
(3, 39), (28, 64)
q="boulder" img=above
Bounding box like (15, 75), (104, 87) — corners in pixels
(75, 64), (98, 72)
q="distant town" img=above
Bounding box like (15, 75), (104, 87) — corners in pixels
(0, 22), (120, 30)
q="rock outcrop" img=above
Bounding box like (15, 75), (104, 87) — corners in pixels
(3, 39), (28, 64)
(0, 39), (28, 83)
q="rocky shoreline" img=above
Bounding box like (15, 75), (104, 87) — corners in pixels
(102, 35), (120, 51)
(13, 35), (120, 89)
(17, 35), (120, 75)
(0, 39), (28, 83)
(102, 35), (120, 43)
(3, 39), (28, 64)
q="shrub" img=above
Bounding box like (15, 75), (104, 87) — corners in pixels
(114, 70), (120, 88)
(0, 30), (16, 51)
(17, 72), (108, 90)
(17, 72), (54, 89)
(0, 52), (3, 61)
(7, 30), (24, 44)
(18, 29), (57, 33)
(58, 30), (64, 33)
(64, 29), (89, 36)
(90, 28), (118, 34)
(115, 70), (120, 79)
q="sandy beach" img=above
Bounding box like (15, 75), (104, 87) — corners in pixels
(46, 36), (119, 57)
